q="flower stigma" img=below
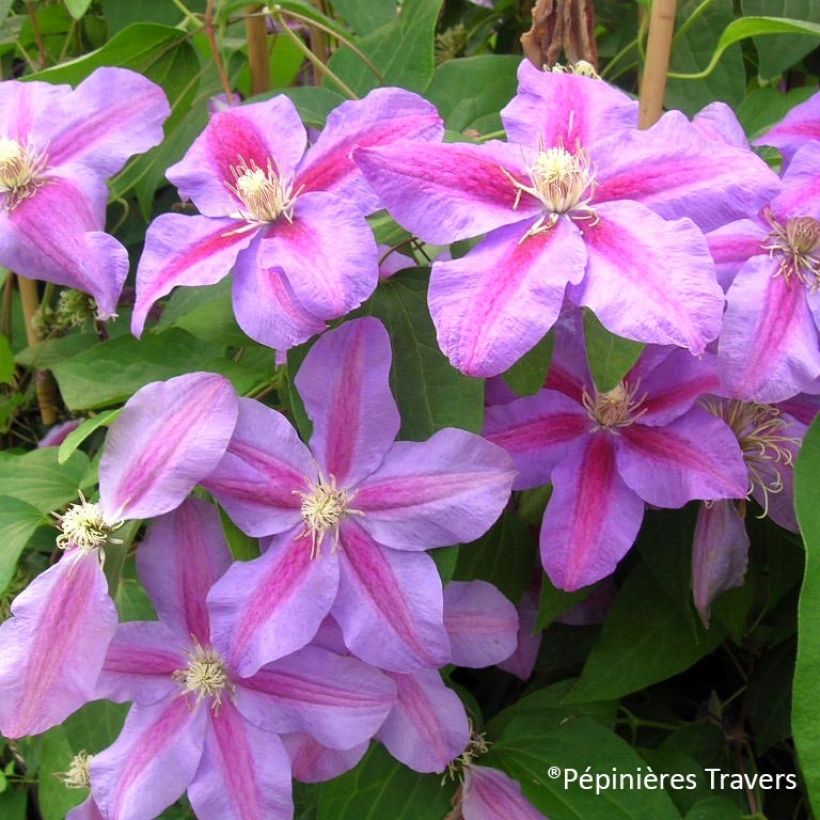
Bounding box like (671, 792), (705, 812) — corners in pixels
(54, 491), (124, 556)
(58, 750), (92, 789)
(0, 136), (48, 210)
(583, 380), (647, 431)
(173, 639), (234, 711)
(763, 209), (820, 290)
(227, 157), (299, 226)
(295, 473), (361, 559)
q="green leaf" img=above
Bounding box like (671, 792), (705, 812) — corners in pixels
(746, 638), (794, 755)
(329, 0), (397, 35)
(0, 334), (14, 385)
(0, 0), (13, 24)
(503, 332), (554, 397)
(0, 497), (45, 594)
(38, 727), (86, 820)
(426, 55), (521, 134)
(100, 0), (204, 33)
(316, 744), (454, 819)
(116, 577), (157, 621)
(737, 85), (816, 141)
(220, 507), (260, 561)
(364, 269), (484, 439)
(58, 409), (122, 465)
(278, 86), (346, 128)
(62, 700), (129, 755)
(63, 0), (93, 19)
(741, 0), (820, 79)
(793, 416), (820, 813)
(583, 311), (644, 392)
(667, 16), (820, 81)
(0, 789), (26, 820)
(538, 573), (589, 630)
(685, 795), (745, 819)
(565, 563), (726, 703)
(0, 448), (91, 513)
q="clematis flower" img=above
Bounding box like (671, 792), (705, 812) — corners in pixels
(754, 91), (820, 166)
(448, 761), (546, 820)
(483, 315), (748, 591)
(0, 373), (238, 738)
(0, 68), (169, 317)
(203, 317), (515, 675)
(89, 498), (396, 820)
(132, 89), (442, 350)
(711, 141), (820, 402)
(692, 397), (809, 624)
(355, 61), (780, 376)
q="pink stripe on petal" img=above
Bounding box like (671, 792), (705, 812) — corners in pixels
(283, 733), (368, 783)
(462, 765), (546, 819)
(706, 219), (767, 289)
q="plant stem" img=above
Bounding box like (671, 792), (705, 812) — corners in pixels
(205, 0), (235, 100)
(246, 4), (270, 95)
(309, 0), (330, 86)
(638, 0), (678, 128)
(26, 1), (47, 68)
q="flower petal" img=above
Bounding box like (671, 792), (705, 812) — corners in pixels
(498, 588), (541, 681)
(168, 96), (307, 217)
(296, 87), (443, 212)
(569, 200), (724, 354)
(0, 78), (69, 146)
(429, 216), (587, 376)
(754, 92), (820, 165)
(484, 389), (590, 489)
(0, 177), (129, 317)
(593, 111), (782, 231)
(545, 310), (595, 400)
(187, 701), (293, 820)
(443, 581), (518, 668)
(296, 317), (400, 486)
(718, 255), (820, 403)
(354, 429), (514, 550)
(501, 61), (637, 149)
(541, 434), (645, 591)
(136, 499), (231, 642)
(377, 669), (469, 773)
(771, 141), (820, 221)
(354, 140), (539, 244)
(692, 500), (749, 627)
(99, 372), (239, 522)
(203, 398), (311, 537)
(692, 102), (748, 149)
(207, 526), (339, 677)
(333, 520), (450, 672)
(236, 645), (395, 748)
(90, 697), (207, 820)
(462, 765), (546, 820)
(131, 213), (253, 337)
(705, 219), (767, 289)
(615, 408), (749, 507)
(260, 191), (378, 319)
(0, 550), (117, 738)
(283, 733), (368, 783)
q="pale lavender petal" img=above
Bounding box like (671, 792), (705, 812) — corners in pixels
(541, 434), (644, 591)
(754, 92), (820, 164)
(443, 581), (518, 668)
(99, 372), (239, 522)
(718, 255), (820, 403)
(545, 310), (595, 400)
(484, 389), (590, 489)
(569, 200), (724, 354)
(66, 797), (104, 820)
(693, 102), (748, 149)
(207, 526), (339, 677)
(236, 645), (395, 748)
(354, 140), (539, 244)
(706, 219), (767, 289)
(0, 78), (69, 146)
(429, 216), (587, 376)
(615, 408), (749, 507)
(462, 765), (546, 820)
(781, 393), (820, 426)
(136, 499), (231, 641)
(0, 177), (129, 317)
(131, 213), (253, 337)
(168, 96), (307, 217)
(376, 669), (469, 773)
(38, 418), (82, 448)
(498, 588), (540, 680)
(333, 520), (450, 672)
(260, 191), (378, 319)
(771, 141), (820, 221)
(296, 317), (399, 486)
(354, 429), (515, 550)
(378, 244), (416, 279)
(47, 67), (169, 176)
(231, 237), (326, 351)
(593, 111), (782, 231)
(0, 550), (117, 738)
(90, 697), (207, 820)
(187, 701), (293, 820)
(501, 61), (637, 149)
(296, 87), (443, 212)
(692, 500), (749, 627)
(203, 398), (311, 537)
(283, 733), (368, 783)
(96, 621), (185, 705)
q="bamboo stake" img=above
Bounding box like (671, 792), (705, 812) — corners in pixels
(17, 275), (59, 425)
(246, 5), (270, 95)
(638, 0), (678, 129)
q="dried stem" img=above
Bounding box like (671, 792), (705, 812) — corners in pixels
(245, 5), (270, 95)
(17, 276), (59, 425)
(204, 0), (234, 100)
(638, 0), (678, 128)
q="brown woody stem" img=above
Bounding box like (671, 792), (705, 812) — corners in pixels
(246, 5), (270, 95)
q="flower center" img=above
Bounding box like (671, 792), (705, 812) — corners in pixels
(444, 730), (491, 784)
(295, 474), (358, 559)
(763, 210), (820, 290)
(54, 492), (124, 554)
(550, 59), (601, 78)
(583, 380), (647, 430)
(173, 641), (232, 710)
(228, 158), (297, 224)
(59, 750), (92, 789)
(0, 136), (47, 210)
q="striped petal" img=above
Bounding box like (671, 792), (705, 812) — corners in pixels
(283, 733), (368, 783)
(462, 765), (546, 820)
